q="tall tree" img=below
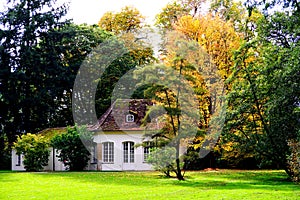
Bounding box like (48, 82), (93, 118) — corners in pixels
(155, 1), (243, 170)
(38, 23), (112, 126)
(174, 14), (241, 81)
(133, 32), (208, 180)
(224, 0), (300, 180)
(96, 6), (156, 117)
(0, 0), (68, 168)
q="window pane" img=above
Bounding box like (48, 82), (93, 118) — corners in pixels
(130, 142), (134, 163)
(123, 142), (134, 163)
(91, 145), (97, 163)
(143, 142), (153, 162)
(144, 147), (149, 162)
(103, 142), (114, 163)
(123, 142), (128, 163)
(126, 114), (134, 122)
(16, 154), (21, 166)
(110, 142), (114, 162)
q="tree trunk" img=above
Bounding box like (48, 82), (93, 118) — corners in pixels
(175, 142), (184, 181)
(175, 158), (184, 180)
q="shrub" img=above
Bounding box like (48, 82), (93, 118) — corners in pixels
(13, 133), (50, 171)
(147, 147), (177, 177)
(51, 125), (93, 171)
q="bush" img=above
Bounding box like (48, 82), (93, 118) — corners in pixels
(51, 126), (93, 171)
(13, 133), (50, 171)
(147, 147), (177, 177)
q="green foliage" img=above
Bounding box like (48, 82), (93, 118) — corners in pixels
(223, 3), (300, 180)
(95, 47), (155, 117)
(155, 2), (189, 32)
(133, 32), (207, 180)
(42, 23), (112, 124)
(0, 0), (114, 167)
(95, 6), (156, 117)
(0, 134), (10, 170)
(51, 126), (93, 171)
(0, 0), (69, 161)
(147, 147), (178, 177)
(0, 0), (112, 166)
(13, 133), (50, 171)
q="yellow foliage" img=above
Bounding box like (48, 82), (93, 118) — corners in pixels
(98, 6), (145, 34)
(174, 13), (242, 80)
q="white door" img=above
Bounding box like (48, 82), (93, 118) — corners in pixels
(122, 141), (135, 170)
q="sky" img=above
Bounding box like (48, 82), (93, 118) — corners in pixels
(65, 0), (173, 25)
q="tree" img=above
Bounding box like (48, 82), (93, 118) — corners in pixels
(174, 14), (242, 80)
(132, 32), (208, 180)
(147, 147), (177, 177)
(95, 7), (156, 117)
(98, 6), (145, 34)
(209, 0), (259, 34)
(155, 2), (189, 32)
(13, 133), (50, 171)
(153, 4), (242, 176)
(0, 8), (112, 167)
(224, 3), (300, 180)
(39, 23), (113, 125)
(287, 139), (300, 182)
(179, 0), (207, 17)
(95, 45), (155, 117)
(170, 13), (242, 167)
(51, 126), (94, 171)
(0, 0), (69, 169)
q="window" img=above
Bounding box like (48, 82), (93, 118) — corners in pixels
(144, 147), (150, 162)
(16, 154), (21, 166)
(90, 144), (97, 164)
(123, 142), (134, 163)
(126, 114), (134, 122)
(103, 142), (114, 163)
(143, 142), (154, 162)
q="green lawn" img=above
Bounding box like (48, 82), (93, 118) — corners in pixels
(0, 170), (299, 199)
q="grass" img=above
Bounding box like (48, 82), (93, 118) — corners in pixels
(0, 170), (299, 199)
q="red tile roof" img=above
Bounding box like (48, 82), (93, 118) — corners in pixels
(91, 99), (153, 131)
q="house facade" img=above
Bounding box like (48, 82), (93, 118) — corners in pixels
(91, 99), (154, 171)
(12, 99), (155, 171)
(11, 147), (68, 171)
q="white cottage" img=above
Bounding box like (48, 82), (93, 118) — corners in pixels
(12, 99), (156, 171)
(90, 99), (155, 171)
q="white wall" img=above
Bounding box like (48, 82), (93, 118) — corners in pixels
(11, 149), (25, 171)
(11, 131), (153, 171)
(11, 148), (67, 171)
(93, 131), (153, 171)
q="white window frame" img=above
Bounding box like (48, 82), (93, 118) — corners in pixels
(103, 142), (114, 163)
(16, 154), (21, 166)
(126, 114), (134, 123)
(143, 146), (150, 162)
(90, 144), (97, 164)
(123, 141), (134, 163)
